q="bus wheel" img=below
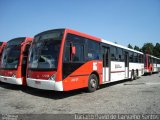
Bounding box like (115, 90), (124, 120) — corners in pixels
(134, 70), (138, 80)
(87, 74), (98, 92)
(150, 69), (152, 75)
(131, 70), (134, 81)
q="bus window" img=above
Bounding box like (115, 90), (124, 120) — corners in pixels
(87, 40), (100, 60)
(110, 46), (116, 61)
(134, 53), (138, 63)
(129, 52), (133, 62)
(73, 44), (84, 62)
(117, 48), (123, 61)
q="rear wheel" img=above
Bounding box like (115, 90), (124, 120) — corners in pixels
(150, 69), (152, 75)
(134, 69), (138, 80)
(131, 70), (134, 81)
(87, 74), (98, 92)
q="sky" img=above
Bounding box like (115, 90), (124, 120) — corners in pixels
(0, 0), (160, 47)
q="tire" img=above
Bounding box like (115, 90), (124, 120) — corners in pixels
(87, 74), (98, 92)
(150, 70), (152, 75)
(134, 70), (138, 80)
(131, 70), (134, 81)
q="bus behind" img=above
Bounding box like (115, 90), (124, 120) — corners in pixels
(0, 42), (7, 66)
(144, 54), (160, 74)
(0, 37), (32, 85)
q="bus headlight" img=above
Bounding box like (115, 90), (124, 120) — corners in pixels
(48, 74), (56, 81)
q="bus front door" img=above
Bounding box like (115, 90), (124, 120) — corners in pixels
(102, 46), (110, 82)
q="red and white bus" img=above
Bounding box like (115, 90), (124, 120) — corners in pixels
(0, 42), (7, 65)
(26, 28), (144, 92)
(0, 37), (32, 85)
(157, 58), (160, 72)
(144, 54), (160, 74)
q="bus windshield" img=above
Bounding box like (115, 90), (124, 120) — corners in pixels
(1, 38), (25, 69)
(28, 31), (63, 70)
(1, 45), (21, 69)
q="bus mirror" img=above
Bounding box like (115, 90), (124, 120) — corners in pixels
(72, 46), (76, 55)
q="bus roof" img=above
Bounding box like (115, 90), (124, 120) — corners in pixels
(147, 54), (160, 60)
(101, 39), (144, 54)
(34, 28), (143, 55)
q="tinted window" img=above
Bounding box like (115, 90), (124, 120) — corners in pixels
(110, 46), (116, 61)
(153, 58), (156, 64)
(73, 44), (84, 62)
(64, 34), (85, 62)
(138, 54), (143, 63)
(64, 42), (71, 62)
(117, 48), (123, 61)
(87, 40), (100, 60)
(7, 38), (25, 46)
(129, 52), (133, 62)
(133, 53), (138, 63)
(29, 30), (64, 70)
(1, 45), (21, 69)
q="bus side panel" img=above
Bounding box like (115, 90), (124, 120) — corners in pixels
(129, 63), (144, 77)
(153, 63), (158, 72)
(110, 61), (125, 82)
(158, 64), (160, 72)
(63, 60), (102, 91)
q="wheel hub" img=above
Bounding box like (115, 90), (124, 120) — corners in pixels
(90, 78), (96, 88)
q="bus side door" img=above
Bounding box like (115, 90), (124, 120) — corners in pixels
(125, 52), (129, 78)
(102, 46), (110, 82)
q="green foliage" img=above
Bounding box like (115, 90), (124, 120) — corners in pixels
(127, 42), (160, 58)
(153, 43), (160, 58)
(127, 44), (133, 49)
(141, 43), (154, 55)
(134, 45), (140, 51)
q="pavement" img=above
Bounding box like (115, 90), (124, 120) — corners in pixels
(0, 73), (160, 119)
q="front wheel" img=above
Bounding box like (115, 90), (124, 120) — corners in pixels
(87, 74), (98, 92)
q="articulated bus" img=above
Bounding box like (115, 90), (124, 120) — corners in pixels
(144, 54), (160, 74)
(26, 28), (144, 92)
(0, 37), (32, 85)
(0, 42), (7, 65)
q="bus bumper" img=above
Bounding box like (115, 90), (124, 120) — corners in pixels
(0, 75), (22, 85)
(26, 78), (63, 91)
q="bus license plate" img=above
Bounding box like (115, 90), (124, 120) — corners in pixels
(35, 81), (41, 85)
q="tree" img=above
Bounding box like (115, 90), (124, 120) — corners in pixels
(153, 43), (160, 58)
(134, 45), (140, 51)
(128, 44), (133, 49)
(141, 43), (154, 55)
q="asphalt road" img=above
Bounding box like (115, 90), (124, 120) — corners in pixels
(0, 73), (160, 119)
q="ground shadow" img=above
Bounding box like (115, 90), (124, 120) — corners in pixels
(143, 72), (159, 76)
(0, 78), (135, 100)
(21, 87), (86, 100)
(0, 81), (86, 99)
(99, 78), (132, 89)
(0, 82), (25, 90)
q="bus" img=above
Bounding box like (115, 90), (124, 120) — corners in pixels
(0, 37), (32, 85)
(0, 42), (7, 65)
(157, 58), (160, 72)
(26, 28), (144, 92)
(144, 54), (160, 74)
